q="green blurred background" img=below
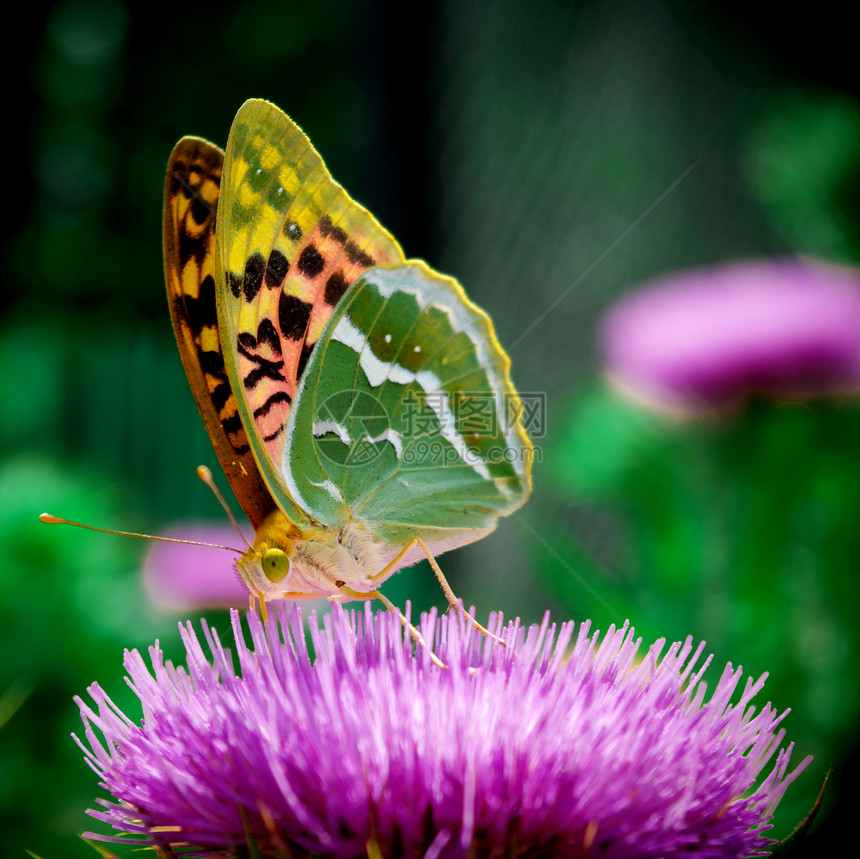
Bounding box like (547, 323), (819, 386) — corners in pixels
(2, 0), (858, 855)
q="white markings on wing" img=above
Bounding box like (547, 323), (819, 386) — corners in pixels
(332, 315), (425, 387)
(331, 315), (493, 484)
(310, 479), (345, 502)
(282, 450), (314, 517)
(365, 427), (403, 459)
(313, 419), (351, 445)
(368, 267), (528, 490)
(313, 415), (403, 460)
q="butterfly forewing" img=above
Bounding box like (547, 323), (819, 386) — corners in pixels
(215, 99), (405, 518)
(163, 136), (277, 528)
(283, 262), (533, 553)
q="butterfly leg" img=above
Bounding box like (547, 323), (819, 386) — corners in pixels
(370, 537), (507, 649)
(416, 537), (509, 648)
(336, 585), (446, 670)
(250, 593), (269, 622)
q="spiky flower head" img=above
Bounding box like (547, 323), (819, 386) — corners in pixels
(76, 604), (810, 857)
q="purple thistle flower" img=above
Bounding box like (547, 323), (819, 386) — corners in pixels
(75, 604), (810, 858)
(601, 257), (860, 414)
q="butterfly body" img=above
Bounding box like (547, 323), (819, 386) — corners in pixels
(164, 99), (532, 603)
(238, 511), (388, 599)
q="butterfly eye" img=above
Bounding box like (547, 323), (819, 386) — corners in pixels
(262, 547), (290, 583)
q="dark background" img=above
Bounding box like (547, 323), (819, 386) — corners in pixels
(1, 1), (857, 855)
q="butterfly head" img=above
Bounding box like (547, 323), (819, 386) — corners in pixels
(259, 542), (293, 583)
(235, 508), (391, 600)
(236, 509), (303, 599)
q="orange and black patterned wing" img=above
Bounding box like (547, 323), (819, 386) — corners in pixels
(163, 136), (276, 528)
(215, 100), (405, 512)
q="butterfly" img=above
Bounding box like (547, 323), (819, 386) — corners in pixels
(163, 98), (532, 606)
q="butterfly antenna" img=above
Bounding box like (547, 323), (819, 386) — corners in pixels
(39, 513), (244, 553)
(196, 465), (253, 551)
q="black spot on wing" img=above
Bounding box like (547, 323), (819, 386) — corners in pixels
(222, 414), (244, 435)
(253, 390), (291, 418)
(243, 252), (266, 301)
(296, 341), (314, 380)
(324, 271), (349, 305)
(221, 412), (252, 454)
(176, 274), (217, 336)
(198, 350), (224, 375)
(319, 214), (348, 244)
(256, 319), (282, 355)
(244, 360), (286, 389)
(297, 245), (325, 278)
(190, 194), (211, 226)
(177, 225), (209, 269)
(278, 293), (313, 341)
(237, 335), (286, 389)
(265, 249), (289, 288)
(344, 240), (375, 267)
(284, 221), (303, 241)
(210, 380), (232, 412)
(197, 275), (217, 319)
(168, 160), (186, 195)
(229, 272), (243, 298)
(263, 423), (286, 443)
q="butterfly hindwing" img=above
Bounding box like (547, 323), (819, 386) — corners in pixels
(215, 99), (405, 518)
(283, 261), (533, 551)
(163, 137), (277, 528)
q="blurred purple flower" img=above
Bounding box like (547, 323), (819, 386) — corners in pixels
(75, 604), (810, 857)
(142, 522), (250, 612)
(602, 258), (860, 413)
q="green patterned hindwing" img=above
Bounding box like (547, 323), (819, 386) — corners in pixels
(282, 261), (533, 551)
